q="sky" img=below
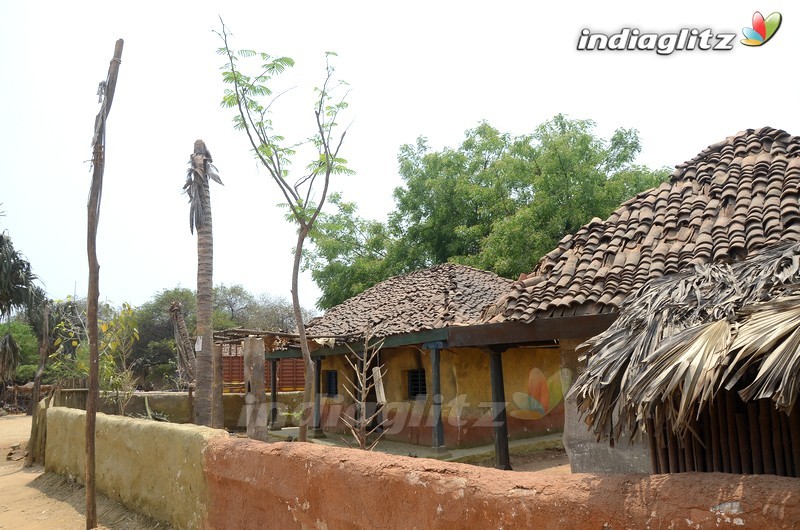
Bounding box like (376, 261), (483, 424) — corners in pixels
(1, 1), (797, 313)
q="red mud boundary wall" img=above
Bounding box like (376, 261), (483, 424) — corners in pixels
(44, 409), (800, 529)
(205, 437), (800, 529)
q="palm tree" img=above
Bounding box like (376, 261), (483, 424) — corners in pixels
(184, 139), (223, 427)
(0, 228), (37, 398)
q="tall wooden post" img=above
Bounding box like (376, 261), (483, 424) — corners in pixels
(313, 357), (324, 437)
(269, 358), (278, 430)
(426, 341), (445, 449)
(488, 346), (511, 470)
(86, 38), (123, 530)
(243, 337), (266, 440)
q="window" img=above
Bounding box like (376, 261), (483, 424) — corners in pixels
(407, 369), (427, 400)
(324, 370), (338, 397)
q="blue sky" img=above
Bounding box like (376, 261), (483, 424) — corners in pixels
(0, 0), (797, 311)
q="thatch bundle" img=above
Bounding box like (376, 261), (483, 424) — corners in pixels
(572, 240), (800, 444)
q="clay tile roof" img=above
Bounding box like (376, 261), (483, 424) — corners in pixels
(305, 263), (514, 339)
(483, 127), (800, 324)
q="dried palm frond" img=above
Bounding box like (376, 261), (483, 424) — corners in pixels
(571, 240), (800, 443)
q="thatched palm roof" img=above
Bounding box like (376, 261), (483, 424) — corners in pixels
(571, 240), (800, 444)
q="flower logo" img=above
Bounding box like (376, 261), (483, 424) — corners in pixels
(741, 11), (782, 46)
(510, 368), (563, 420)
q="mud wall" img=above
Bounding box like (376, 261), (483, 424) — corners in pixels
(320, 346), (565, 448)
(43, 408), (800, 529)
(205, 437), (800, 529)
(44, 407), (225, 529)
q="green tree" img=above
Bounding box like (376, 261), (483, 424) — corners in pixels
(99, 302), (139, 415)
(0, 224), (38, 390)
(306, 193), (393, 310)
(133, 287), (196, 375)
(467, 115), (669, 276)
(219, 22), (351, 441)
(0, 320), (38, 382)
(306, 116), (669, 308)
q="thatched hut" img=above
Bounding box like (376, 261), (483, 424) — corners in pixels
(572, 240), (800, 476)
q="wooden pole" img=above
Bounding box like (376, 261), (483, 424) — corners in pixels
(789, 405), (800, 478)
(760, 399), (776, 475)
(488, 347), (511, 470)
(86, 38), (123, 530)
(747, 401), (763, 474)
(725, 392), (742, 474)
(735, 412), (752, 474)
(770, 406), (786, 476)
(646, 419), (659, 473)
(717, 394), (732, 473)
(709, 402), (721, 472)
(779, 411), (794, 476)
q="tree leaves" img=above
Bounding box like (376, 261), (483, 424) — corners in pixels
(305, 116), (668, 309)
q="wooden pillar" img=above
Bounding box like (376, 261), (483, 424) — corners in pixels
(488, 346), (512, 470)
(426, 341), (445, 449)
(243, 337), (267, 440)
(313, 357), (324, 437)
(269, 358), (278, 430)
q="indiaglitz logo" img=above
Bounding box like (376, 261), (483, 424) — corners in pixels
(741, 11), (782, 46)
(577, 11), (783, 54)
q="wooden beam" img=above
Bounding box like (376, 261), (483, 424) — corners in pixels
(446, 313), (617, 348)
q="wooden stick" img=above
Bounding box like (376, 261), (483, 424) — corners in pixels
(770, 405), (786, 476)
(789, 405), (800, 478)
(747, 401), (763, 474)
(760, 399), (776, 475)
(647, 419), (660, 473)
(710, 402), (721, 472)
(735, 412), (752, 474)
(779, 410), (794, 477)
(725, 392), (741, 474)
(86, 38), (124, 530)
(717, 395), (731, 473)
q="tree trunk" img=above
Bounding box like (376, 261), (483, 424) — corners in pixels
(28, 303), (49, 420)
(86, 38), (123, 530)
(194, 170), (214, 427)
(170, 301), (195, 383)
(292, 226), (314, 442)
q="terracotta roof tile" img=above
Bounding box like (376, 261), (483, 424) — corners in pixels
(484, 127), (800, 323)
(306, 263), (513, 339)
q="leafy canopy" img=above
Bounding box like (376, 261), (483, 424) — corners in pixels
(307, 115), (669, 309)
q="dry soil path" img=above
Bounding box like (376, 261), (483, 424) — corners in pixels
(0, 414), (165, 529)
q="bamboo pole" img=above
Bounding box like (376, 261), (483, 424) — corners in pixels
(747, 401), (763, 474)
(710, 403), (721, 472)
(779, 411), (794, 476)
(770, 406), (786, 476)
(789, 405), (800, 478)
(86, 38), (124, 530)
(647, 418), (659, 473)
(760, 399), (776, 475)
(725, 392), (742, 474)
(717, 395), (731, 473)
(735, 412), (752, 474)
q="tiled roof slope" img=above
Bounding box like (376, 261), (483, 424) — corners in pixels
(483, 127), (800, 323)
(305, 263), (514, 339)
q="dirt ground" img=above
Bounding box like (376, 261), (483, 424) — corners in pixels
(0, 414), (167, 530)
(466, 446), (571, 473)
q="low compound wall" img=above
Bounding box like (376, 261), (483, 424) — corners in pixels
(45, 407), (225, 529)
(204, 438), (800, 529)
(45, 408), (800, 529)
